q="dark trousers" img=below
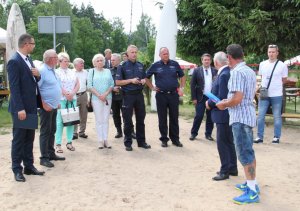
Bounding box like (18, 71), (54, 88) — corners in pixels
(11, 127), (35, 173)
(122, 92), (145, 147)
(191, 96), (214, 137)
(39, 108), (57, 161)
(156, 92), (179, 143)
(111, 99), (122, 132)
(216, 123), (237, 174)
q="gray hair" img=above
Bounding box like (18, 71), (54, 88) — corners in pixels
(92, 53), (105, 67)
(73, 58), (84, 65)
(43, 49), (57, 63)
(104, 49), (112, 54)
(57, 52), (70, 62)
(214, 51), (228, 65)
(127, 44), (138, 52)
(111, 53), (121, 61)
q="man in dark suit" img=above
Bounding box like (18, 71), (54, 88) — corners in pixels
(190, 53), (217, 141)
(206, 52), (237, 181)
(7, 33), (45, 182)
(104, 48), (112, 68)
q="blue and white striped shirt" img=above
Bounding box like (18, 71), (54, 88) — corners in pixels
(227, 62), (256, 127)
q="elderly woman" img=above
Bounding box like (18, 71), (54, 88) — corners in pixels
(55, 52), (80, 152)
(87, 53), (114, 149)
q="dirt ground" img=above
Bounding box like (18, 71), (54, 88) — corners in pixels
(0, 112), (299, 211)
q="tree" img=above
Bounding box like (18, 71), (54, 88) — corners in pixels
(177, 0), (300, 59)
(0, 4), (7, 28)
(130, 14), (156, 51)
(109, 17), (128, 53)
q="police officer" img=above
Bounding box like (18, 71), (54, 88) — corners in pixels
(116, 45), (151, 151)
(145, 47), (186, 148)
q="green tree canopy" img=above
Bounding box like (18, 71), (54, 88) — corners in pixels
(177, 0), (300, 60)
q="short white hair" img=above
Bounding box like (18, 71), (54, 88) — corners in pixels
(214, 51), (228, 65)
(92, 54), (105, 67)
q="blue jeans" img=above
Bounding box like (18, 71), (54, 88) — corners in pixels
(232, 123), (255, 166)
(257, 96), (282, 139)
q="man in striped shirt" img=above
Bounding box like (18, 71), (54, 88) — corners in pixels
(217, 44), (259, 205)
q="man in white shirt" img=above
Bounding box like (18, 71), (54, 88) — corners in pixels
(73, 58), (89, 139)
(254, 44), (288, 144)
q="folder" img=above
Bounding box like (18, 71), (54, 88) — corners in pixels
(205, 92), (221, 103)
(13, 113), (38, 129)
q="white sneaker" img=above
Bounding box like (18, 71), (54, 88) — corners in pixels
(253, 137), (263, 143)
(272, 137), (280, 144)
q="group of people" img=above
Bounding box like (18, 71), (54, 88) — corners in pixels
(8, 33), (288, 205)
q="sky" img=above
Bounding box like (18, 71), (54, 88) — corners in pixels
(69, 0), (164, 33)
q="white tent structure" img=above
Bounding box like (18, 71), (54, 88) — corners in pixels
(175, 57), (197, 70)
(0, 27), (6, 50)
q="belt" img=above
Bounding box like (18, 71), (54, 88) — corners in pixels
(76, 91), (86, 96)
(123, 90), (143, 95)
(158, 90), (177, 94)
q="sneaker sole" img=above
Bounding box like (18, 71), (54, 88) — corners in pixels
(235, 187), (261, 195)
(233, 199), (260, 205)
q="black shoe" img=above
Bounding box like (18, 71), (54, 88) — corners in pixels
(138, 143), (151, 149)
(49, 155), (66, 161)
(40, 160), (54, 168)
(217, 170), (238, 176)
(131, 132), (136, 139)
(205, 135), (214, 141)
(79, 133), (88, 138)
(254, 138), (263, 144)
(172, 141), (183, 147)
(125, 146), (133, 151)
(24, 167), (45, 176)
(115, 132), (123, 138)
(72, 134), (78, 140)
(189, 135), (196, 141)
(212, 173), (229, 181)
(14, 172), (26, 182)
(161, 142), (168, 147)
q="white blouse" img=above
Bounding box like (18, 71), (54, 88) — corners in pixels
(55, 68), (77, 100)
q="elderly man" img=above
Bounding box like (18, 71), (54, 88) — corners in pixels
(217, 44), (259, 204)
(7, 33), (44, 182)
(104, 48), (112, 68)
(254, 44), (288, 144)
(145, 47), (186, 148)
(206, 52), (237, 181)
(38, 49), (65, 168)
(73, 58), (89, 140)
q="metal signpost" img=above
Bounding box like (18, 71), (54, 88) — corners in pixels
(38, 16), (71, 50)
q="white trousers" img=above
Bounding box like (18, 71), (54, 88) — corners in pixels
(92, 99), (112, 143)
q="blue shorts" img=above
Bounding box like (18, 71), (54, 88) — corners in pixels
(232, 122), (255, 166)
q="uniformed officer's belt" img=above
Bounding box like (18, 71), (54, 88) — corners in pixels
(76, 91), (86, 96)
(123, 90), (143, 95)
(158, 90), (177, 94)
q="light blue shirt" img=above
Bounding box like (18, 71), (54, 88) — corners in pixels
(87, 68), (114, 100)
(227, 62), (257, 127)
(38, 64), (61, 109)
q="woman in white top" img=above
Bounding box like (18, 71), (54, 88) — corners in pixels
(55, 52), (80, 152)
(87, 54), (114, 149)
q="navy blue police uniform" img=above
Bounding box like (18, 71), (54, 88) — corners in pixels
(146, 59), (184, 145)
(116, 60), (147, 148)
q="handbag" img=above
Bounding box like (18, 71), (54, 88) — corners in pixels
(61, 101), (80, 126)
(86, 69), (94, 112)
(259, 60), (279, 100)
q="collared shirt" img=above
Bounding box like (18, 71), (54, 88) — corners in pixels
(55, 67), (77, 100)
(38, 64), (61, 109)
(217, 65), (228, 75)
(227, 62), (256, 127)
(203, 66), (213, 94)
(116, 60), (145, 92)
(75, 69), (88, 93)
(146, 59), (184, 91)
(17, 50), (32, 69)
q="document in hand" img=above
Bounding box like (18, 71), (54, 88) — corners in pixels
(204, 92), (221, 103)
(13, 113), (38, 129)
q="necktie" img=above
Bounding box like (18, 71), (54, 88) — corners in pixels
(205, 69), (208, 75)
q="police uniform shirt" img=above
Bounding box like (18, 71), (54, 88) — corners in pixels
(116, 60), (145, 92)
(146, 59), (184, 91)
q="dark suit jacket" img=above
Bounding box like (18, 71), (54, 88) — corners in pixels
(7, 52), (41, 115)
(190, 66), (217, 102)
(104, 59), (112, 69)
(207, 66), (231, 124)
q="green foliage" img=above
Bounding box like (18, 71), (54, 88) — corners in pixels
(0, 4), (7, 28)
(177, 0), (300, 60)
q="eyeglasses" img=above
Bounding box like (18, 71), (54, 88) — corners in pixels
(268, 44), (278, 48)
(27, 42), (35, 45)
(96, 60), (103, 62)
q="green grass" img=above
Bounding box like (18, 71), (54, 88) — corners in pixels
(0, 101), (12, 135)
